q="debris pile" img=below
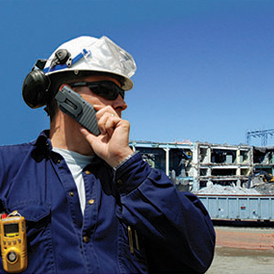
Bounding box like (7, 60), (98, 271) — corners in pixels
(196, 182), (261, 195)
(252, 183), (274, 195)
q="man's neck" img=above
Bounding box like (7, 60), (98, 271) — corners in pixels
(49, 113), (95, 156)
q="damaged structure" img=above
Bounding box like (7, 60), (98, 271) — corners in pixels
(130, 140), (274, 222)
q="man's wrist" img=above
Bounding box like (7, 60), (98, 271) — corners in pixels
(113, 151), (137, 170)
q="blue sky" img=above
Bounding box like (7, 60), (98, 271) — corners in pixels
(1, 0), (274, 146)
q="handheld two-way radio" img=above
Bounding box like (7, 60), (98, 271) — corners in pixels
(55, 85), (100, 136)
(0, 211), (27, 273)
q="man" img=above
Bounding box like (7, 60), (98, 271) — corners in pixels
(0, 36), (215, 273)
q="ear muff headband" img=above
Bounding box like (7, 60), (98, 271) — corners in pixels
(43, 50), (87, 74)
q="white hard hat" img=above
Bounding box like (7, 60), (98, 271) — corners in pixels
(43, 36), (137, 90)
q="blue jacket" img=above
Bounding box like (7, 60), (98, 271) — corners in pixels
(0, 131), (215, 273)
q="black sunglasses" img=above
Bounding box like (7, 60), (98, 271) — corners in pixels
(70, 81), (125, 100)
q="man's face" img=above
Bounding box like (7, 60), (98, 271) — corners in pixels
(70, 75), (127, 117)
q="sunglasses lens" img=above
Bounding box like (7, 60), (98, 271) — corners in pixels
(70, 81), (125, 100)
(89, 82), (124, 100)
(120, 90), (125, 99)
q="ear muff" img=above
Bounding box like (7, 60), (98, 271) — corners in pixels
(22, 49), (72, 109)
(22, 69), (50, 109)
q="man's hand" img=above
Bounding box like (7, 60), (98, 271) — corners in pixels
(80, 105), (134, 168)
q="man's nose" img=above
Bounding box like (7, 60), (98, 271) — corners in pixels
(112, 95), (127, 113)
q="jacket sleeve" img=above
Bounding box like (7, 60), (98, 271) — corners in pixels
(115, 152), (215, 273)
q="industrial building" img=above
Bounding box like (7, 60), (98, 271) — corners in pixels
(130, 140), (274, 192)
(130, 140), (274, 221)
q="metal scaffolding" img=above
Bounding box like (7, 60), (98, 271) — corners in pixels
(246, 129), (274, 146)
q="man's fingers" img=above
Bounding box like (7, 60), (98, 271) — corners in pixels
(80, 127), (96, 144)
(97, 112), (118, 136)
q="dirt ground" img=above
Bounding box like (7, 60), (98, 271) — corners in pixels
(206, 226), (274, 274)
(207, 246), (274, 274)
